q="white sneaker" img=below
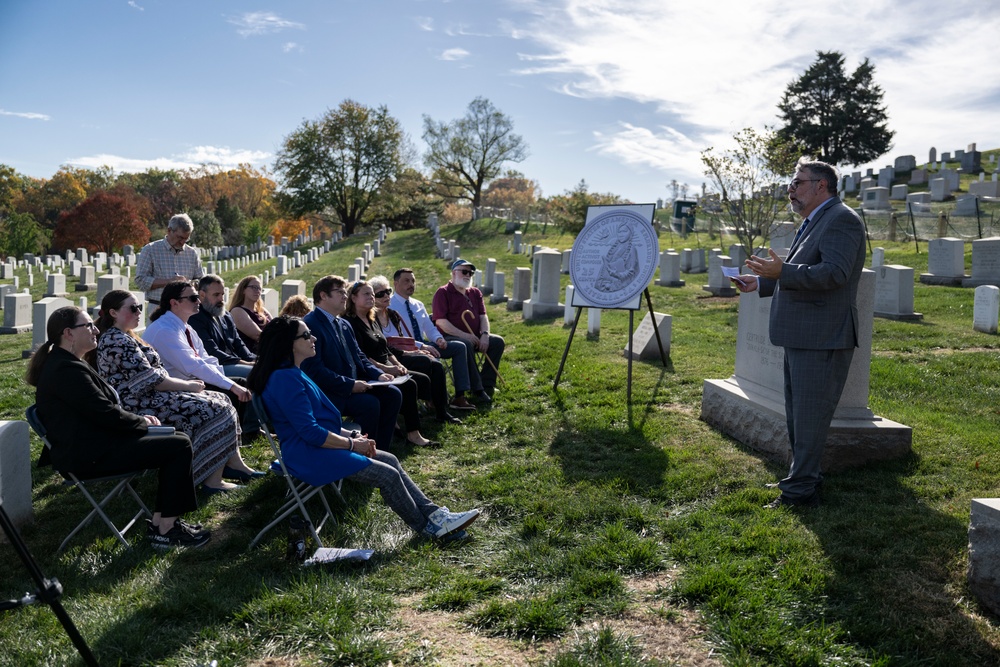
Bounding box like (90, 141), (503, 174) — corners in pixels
(424, 507), (480, 537)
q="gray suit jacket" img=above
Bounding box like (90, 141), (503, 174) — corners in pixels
(758, 197), (866, 350)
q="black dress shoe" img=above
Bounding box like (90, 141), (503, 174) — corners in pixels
(765, 492), (820, 509)
(472, 390), (492, 404)
(437, 412), (462, 425)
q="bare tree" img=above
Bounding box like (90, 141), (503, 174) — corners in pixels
(701, 127), (798, 255)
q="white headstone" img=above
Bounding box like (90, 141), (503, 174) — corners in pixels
(281, 279), (305, 305)
(874, 265), (921, 320)
(973, 285), (1000, 334)
(276, 256), (289, 276)
(922, 238), (966, 282)
(523, 248), (564, 320)
(30, 296), (73, 354)
(95, 274), (128, 307)
(261, 287), (280, 316)
(657, 252), (684, 287)
(872, 247), (885, 268)
(506, 267), (531, 311)
(512, 231), (523, 254)
(490, 271), (507, 305)
(623, 311), (671, 360)
(963, 237), (1000, 288)
(484, 258), (497, 295)
(0, 293), (31, 334)
(587, 308), (601, 335)
(44, 273), (67, 297)
(0, 420), (32, 529)
(561, 250), (572, 275)
(564, 285), (576, 325)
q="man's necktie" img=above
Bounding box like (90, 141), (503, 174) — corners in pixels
(184, 329), (200, 357)
(332, 318), (357, 378)
(404, 300), (422, 342)
(792, 217), (811, 247)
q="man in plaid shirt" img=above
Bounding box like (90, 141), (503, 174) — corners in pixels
(136, 213), (205, 304)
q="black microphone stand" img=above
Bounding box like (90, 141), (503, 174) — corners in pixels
(0, 500), (99, 666)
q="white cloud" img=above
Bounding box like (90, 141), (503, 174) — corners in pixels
(509, 0), (1000, 181)
(439, 48), (470, 61)
(228, 11), (305, 37)
(0, 109), (50, 120)
(415, 16), (434, 31)
(66, 146), (273, 173)
(127, 1), (144, 11)
(282, 42), (302, 53)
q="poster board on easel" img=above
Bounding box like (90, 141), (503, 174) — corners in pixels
(556, 203), (667, 414)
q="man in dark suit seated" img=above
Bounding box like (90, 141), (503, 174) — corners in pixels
(189, 274), (256, 379)
(301, 275), (403, 450)
(189, 274), (260, 435)
(736, 157), (866, 509)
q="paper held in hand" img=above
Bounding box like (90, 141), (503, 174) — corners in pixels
(721, 265), (747, 286)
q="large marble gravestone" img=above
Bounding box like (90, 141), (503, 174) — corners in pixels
(920, 238), (967, 286)
(700, 269), (911, 471)
(963, 237), (1000, 288)
(874, 264), (922, 321)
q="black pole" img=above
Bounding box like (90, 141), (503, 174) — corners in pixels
(0, 502), (100, 667)
(553, 307), (583, 390)
(627, 309), (634, 423)
(976, 196), (983, 239)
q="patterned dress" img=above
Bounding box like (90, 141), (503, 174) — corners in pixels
(96, 327), (239, 485)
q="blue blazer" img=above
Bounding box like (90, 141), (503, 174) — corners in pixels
(301, 309), (382, 404)
(758, 197), (866, 351)
(261, 366), (370, 486)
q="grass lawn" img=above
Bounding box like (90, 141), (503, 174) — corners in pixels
(1, 220), (999, 666)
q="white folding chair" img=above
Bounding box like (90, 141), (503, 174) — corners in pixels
(26, 405), (152, 552)
(248, 395), (344, 549)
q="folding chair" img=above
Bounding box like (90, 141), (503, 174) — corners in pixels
(25, 405), (152, 553)
(248, 395), (344, 549)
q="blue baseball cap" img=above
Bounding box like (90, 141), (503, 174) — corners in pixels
(450, 258), (476, 271)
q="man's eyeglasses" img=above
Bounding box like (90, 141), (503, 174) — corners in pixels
(373, 288), (392, 298)
(458, 269), (475, 277)
(788, 178), (820, 190)
(295, 330), (315, 341)
(68, 321), (98, 331)
(177, 295), (200, 303)
(128, 304), (143, 314)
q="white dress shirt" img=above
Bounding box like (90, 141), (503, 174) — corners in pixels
(142, 311), (233, 389)
(389, 293), (445, 347)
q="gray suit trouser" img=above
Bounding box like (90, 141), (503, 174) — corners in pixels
(778, 346), (854, 500)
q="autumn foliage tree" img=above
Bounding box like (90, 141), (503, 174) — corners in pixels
(543, 180), (625, 235)
(482, 171), (540, 220)
(53, 191), (149, 254)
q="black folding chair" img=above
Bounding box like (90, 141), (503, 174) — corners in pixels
(25, 405), (152, 552)
(248, 395), (344, 549)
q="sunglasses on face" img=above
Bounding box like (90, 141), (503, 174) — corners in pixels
(458, 269), (474, 277)
(295, 330), (315, 341)
(127, 304), (142, 314)
(69, 321), (98, 331)
(373, 288), (392, 298)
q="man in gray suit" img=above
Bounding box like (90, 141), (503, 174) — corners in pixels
(735, 158), (866, 508)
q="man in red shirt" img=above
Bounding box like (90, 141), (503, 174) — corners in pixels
(432, 258), (505, 402)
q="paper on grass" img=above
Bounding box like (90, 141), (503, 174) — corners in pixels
(305, 547), (375, 565)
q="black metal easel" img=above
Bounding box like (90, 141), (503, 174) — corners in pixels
(0, 501), (99, 666)
(553, 287), (668, 410)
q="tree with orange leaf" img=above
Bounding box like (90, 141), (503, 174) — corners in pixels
(52, 191), (149, 254)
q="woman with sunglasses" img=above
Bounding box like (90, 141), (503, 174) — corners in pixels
(247, 316), (480, 541)
(345, 281), (441, 447)
(91, 289), (254, 493)
(27, 306), (209, 548)
(228, 275), (272, 354)
(366, 275), (458, 426)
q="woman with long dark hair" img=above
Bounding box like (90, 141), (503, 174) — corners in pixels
(345, 281), (441, 447)
(247, 316), (480, 541)
(27, 306), (209, 548)
(92, 289), (257, 492)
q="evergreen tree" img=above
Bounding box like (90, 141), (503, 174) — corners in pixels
(776, 51), (893, 166)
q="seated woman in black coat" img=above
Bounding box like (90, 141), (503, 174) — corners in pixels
(345, 281), (440, 448)
(26, 306), (209, 549)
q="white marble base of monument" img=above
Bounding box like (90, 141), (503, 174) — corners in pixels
(523, 248), (564, 320)
(973, 285), (1000, 334)
(874, 264), (922, 321)
(962, 237), (1000, 288)
(657, 251), (684, 287)
(623, 311), (671, 361)
(920, 237), (967, 285)
(506, 267), (531, 311)
(0, 420), (32, 531)
(490, 272), (508, 304)
(700, 270), (911, 471)
(702, 254), (737, 297)
(968, 499), (1000, 616)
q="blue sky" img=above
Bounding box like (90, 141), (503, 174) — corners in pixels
(2, 0), (999, 204)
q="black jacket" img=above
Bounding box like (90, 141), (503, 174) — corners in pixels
(189, 306), (256, 366)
